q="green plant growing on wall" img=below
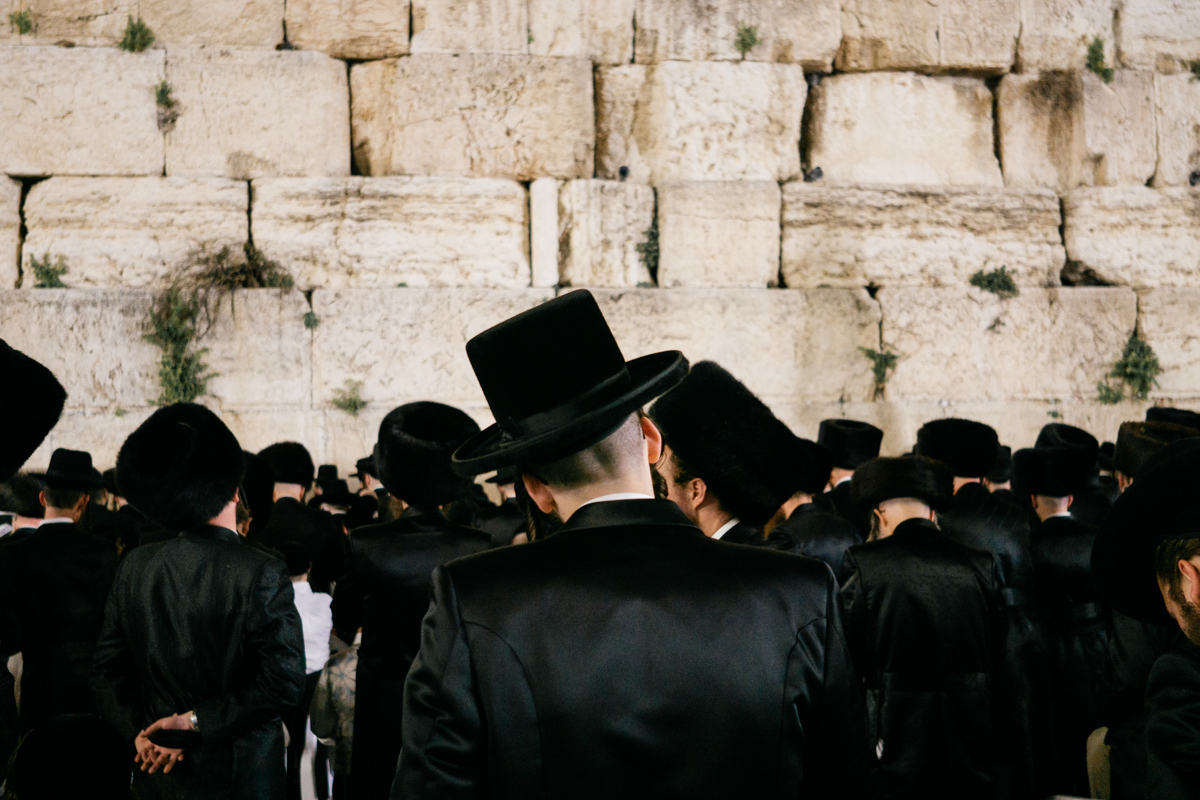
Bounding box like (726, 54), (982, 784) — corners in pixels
(1086, 37), (1114, 83)
(1096, 381), (1124, 405)
(8, 9), (33, 34)
(303, 311), (319, 330)
(155, 80), (179, 131)
(1110, 333), (1161, 400)
(28, 253), (68, 288)
(970, 265), (1019, 299)
(119, 15), (155, 52)
(735, 23), (759, 58)
(1190, 61), (1200, 82)
(859, 347), (899, 399)
(636, 218), (659, 280)
(191, 243), (294, 289)
(332, 380), (367, 417)
(144, 286), (215, 405)
(114, 406), (128, 417)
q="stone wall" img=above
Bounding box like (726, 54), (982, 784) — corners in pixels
(3, 0), (1199, 473)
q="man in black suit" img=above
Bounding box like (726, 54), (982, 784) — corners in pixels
(330, 402), (491, 800)
(471, 465), (528, 546)
(840, 456), (1005, 799)
(0, 448), (118, 732)
(257, 442), (343, 594)
(394, 290), (869, 799)
(92, 404), (305, 799)
(818, 418), (883, 538)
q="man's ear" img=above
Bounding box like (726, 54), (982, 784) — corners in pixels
(1065, 495), (1074, 510)
(641, 415), (663, 465)
(1180, 558), (1200, 607)
(39, 490), (49, 509)
(522, 472), (557, 515)
(690, 477), (708, 507)
(75, 493), (91, 513)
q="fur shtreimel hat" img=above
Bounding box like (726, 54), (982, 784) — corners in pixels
(1113, 421), (1200, 478)
(1146, 406), (1200, 430)
(817, 419), (883, 470)
(0, 339), (67, 481)
(1013, 446), (1094, 497)
(850, 455), (954, 514)
(258, 442), (316, 488)
(914, 418), (999, 478)
(650, 361), (801, 526)
(116, 403), (244, 532)
(378, 402), (481, 508)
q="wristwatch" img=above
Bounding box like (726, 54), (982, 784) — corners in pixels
(189, 712), (200, 732)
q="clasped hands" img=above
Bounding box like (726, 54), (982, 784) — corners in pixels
(134, 710), (195, 774)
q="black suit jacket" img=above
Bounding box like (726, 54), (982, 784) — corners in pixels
(717, 519), (762, 545)
(394, 499), (869, 799)
(332, 507), (491, 800)
(767, 502), (862, 579)
(1145, 640), (1200, 799)
(0, 521), (118, 731)
(472, 497), (527, 547)
(827, 479), (872, 540)
(91, 526), (305, 800)
(839, 518), (1005, 799)
(256, 497), (344, 593)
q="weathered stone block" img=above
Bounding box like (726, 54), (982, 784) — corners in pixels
(657, 181), (780, 288)
(633, 0), (841, 71)
(836, 0), (1019, 73)
(530, 178), (562, 288)
(558, 180), (654, 288)
(410, 0), (527, 54)
(1016, 0), (1115, 72)
(806, 73), (1002, 187)
(1154, 73), (1200, 187)
(529, 0), (635, 64)
(1138, 288), (1200, 399)
(595, 65), (650, 183)
(252, 177), (530, 290)
(350, 54), (593, 180)
(22, 177), (248, 288)
(1063, 187), (1200, 287)
(1118, 0), (1200, 73)
(781, 185), (1065, 288)
(165, 50), (350, 180)
(1, 178), (18, 289)
(286, 0), (409, 59)
(2, 0), (135, 46)
(880, 287), (1138, 401)
(140, 0), (283, 49)
(0, 47), (163, 176)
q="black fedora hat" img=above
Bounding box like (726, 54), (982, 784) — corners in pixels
(452, 290), (688, 475)
(355, 454), (378, 480)
(817, 419), (883, 470)
(1147, 406), (1200, 429)
(1093, 437), (1200, 622)
(851, 455), (954, 514)
(1013, 446), (1093, 497)
(44, 449), (105, 491)
(380, 402), (481, 506)
(0, 339), (67, 481)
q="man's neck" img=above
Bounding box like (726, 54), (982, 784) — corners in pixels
(828, 467), (854, 489)
(953, 477), (981, 493)
(696, 504), (734, 538)
(274, 483), (306, 503)
(781, 492), (814, 519)
(43, 508), (81, 523)
(552, 475), (655, 522)
(207, 499), (240, 534)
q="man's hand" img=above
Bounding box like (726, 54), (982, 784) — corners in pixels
(134, 711), (195, 774)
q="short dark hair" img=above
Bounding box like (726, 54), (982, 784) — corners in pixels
(1156, 537), (1200, 602)
(0, 474), (46, 518)
(528, 413), (644, 491)
(43, 486), (87, 510)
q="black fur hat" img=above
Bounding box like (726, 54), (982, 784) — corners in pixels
(986, 445), (1013, 484)
(0, 339), (67, 481)
(649, 361), (799, 526)
(1013, 446), (1093, 497)
(378, 402), (481, 508)
(1146, 406), (1200, 429)
(850, 455), (953, 513)
(914, 418), (999, 478)
(116, 404), (244, 532)
(1113, 421), (1200, 478)
(258, 442), (315, 488)
(1036, 423), (1100, 466)
(817, 419), (883, 470)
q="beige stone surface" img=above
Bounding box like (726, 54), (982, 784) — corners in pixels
(1016, 0), (1114, 71)
(657, 181), (780, 288)
(1118, 0), (1200, 72)
(20, 409), (154, 473)
(781, 184), (1065, 288)
(529, 0), (634, 64)
(252, 177), (530, 290)
(286, 0), (409, 59)
(1138, 288), (1200, 399)
(2, 0), (135, 46)
(1081, 71), (1157, 186)
(807, 73), (1002, 187)
(880, 287), (1138, 401)
(558, 180), (654, 288)
(409, 0), (527, 54)
(22, 177), (248, 288)
(1154, 73), (1200, 187)
(140, 0), (283, 49)
(165, 50), (350, 180)
(530, 178), (562, 288)
(0, 47), (163, 176)
(350, 55), (593, 180)
(1, 178), (18, 289)
(1063, 187), (1200, 287)
(633, 0), (841, 70)
(595, 65), (651, 183)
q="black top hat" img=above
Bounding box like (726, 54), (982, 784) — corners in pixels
(914, 418), (999, 478)
(258, 442), (315, 488)
(316, 464), (339, 486)
(311, 479), (358, 510)
(452, 290), (688, 475)
(485, 465), (522, 485)
(44, 449), (105, 491)
(1093, 438), (1200, 622)
(1113, 421), (1200, 478)
(355, 454), (378, 480)
(986, 445), (1013, 484)
(0, 339), (67, 482)
(1147, 406), (1200, 429)
(1013, 446), (1093, 497)
(817, 419), (883, 470)
(1098, 441), (1115, 473)
(851, 456), (953, 514)
(784, 437), (834, 496)
(380, 402), (481, 507)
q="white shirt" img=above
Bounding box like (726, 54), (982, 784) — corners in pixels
(39, 517), (74, 526)
(578, 492), (654, 508)
(834, 476), (852, 487)
(292, 581), (334, 674)
(1047, 511), (1073, 519)
(711, 518), (740, 541)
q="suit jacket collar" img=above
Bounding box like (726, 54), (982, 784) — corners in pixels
(891, 517), (941, 539)
(557, 498), (702, 537)
(183, 525), (242, 544)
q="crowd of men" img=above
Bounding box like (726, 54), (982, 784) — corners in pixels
(0, 288), (1198, 800)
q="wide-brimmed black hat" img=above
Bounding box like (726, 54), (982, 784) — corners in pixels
(311, 478), (358, 510)
(1147, 406), (1200, 429)
(0, 339), (67, 482)
(355, 454), (378, 480)
(986, 445), (1013, 484)
(1013, 446), (1093, 497)
(851, 455), (954, 513)
(1036, 423), (1100, 464)
(44, 449), (105, 491)
(817, 419), (883, 470)
(316, 464), (339, 490)
(914, 418), (999, 478)
(1093, 437), (1200, 622)
(453, 290), (688, 475)
(1113, 421), (1200, 478)
(650, 361), (800, 526)
(380, 402), (481, 507)
(117, 404), (244, 531)
(258, 442), (315, 488)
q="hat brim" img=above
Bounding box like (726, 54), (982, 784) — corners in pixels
(453, 351), (688, 476)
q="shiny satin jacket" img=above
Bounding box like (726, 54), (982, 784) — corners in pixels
(839, 518), (1006, 799)
(91, 526), (305, 800)
(767, 502), (862, 579)
(394, 499), (869, 799)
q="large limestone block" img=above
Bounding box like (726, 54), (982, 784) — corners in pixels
(529, 0), (634, 64)
(633, 0), (841, 71)
(530, 178), (562, 288)
(657, 181), (780, 287)
(590, 288), (882, 404)
(1118, 0), (1200, 73)
(22, 177), (248, 288)
(21, 409), (154, 473)
(595, 65), (650, 183)
(286, 0), (409, 59)
(409, 0), (527, 54)
(1016, 0), (1115, 71)
(880, 287), (1138, 401)
(1154, 73), (1200, 187)
(165, 50), (350, 180)
(311, 289), (554, 408)
(140, 0), (283, 49)
(781, 185), (1065, 288)
(251, 177), (530, 290)
(1, 178), (18, 289)
(350, 55), (593, 180)
(558, 180), (654, 288)
(2, 0), (135, 46)
(806, 73), (1002, 187)
(1138, 288), (1200, 398)
(0, 47), (163, 176)
(836, 0), (1019, 73)
(1063, 187), (1200, 286)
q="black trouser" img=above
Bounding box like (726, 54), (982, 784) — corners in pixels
(284, 671), (322, 800)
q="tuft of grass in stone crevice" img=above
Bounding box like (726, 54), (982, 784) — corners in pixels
(8, 9), (32, 34)
(970, 265), (1019, 299)
(1086, 37), (1114, 83)
(331, 380), (366, 416)
(155, 80), (179, 132)
(636, 215), (659, 285)
(859, 347), (899, 400)
(27, 252), (68, 288)
(735, 23), (759, 58)
(119, 15), (155, 52)
(1110, 333), (1161, 400)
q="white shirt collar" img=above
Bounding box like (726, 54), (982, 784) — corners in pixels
(39, 517), (74, 527)
(711, 518), (740, 540)
(578, 492), (654, 508)
(834, 475), (852, 487)
(1048, 511), (1073, 519)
